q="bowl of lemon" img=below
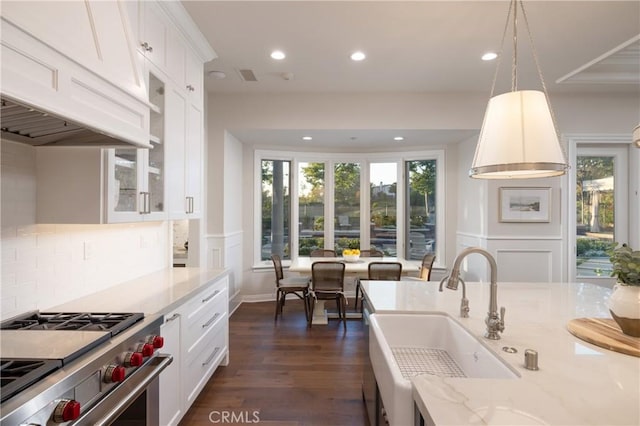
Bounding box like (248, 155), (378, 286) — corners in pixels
(342, 248), (361, 262)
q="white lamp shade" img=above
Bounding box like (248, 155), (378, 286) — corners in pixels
(470, 90), (568, 179)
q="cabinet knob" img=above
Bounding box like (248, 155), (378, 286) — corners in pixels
(140, 42), (153, 52)
(186, 84), (195, 92)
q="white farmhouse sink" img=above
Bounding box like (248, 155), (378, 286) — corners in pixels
(369, 313), (519, 426)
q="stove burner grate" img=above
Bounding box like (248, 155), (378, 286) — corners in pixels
(1, 312), (144, 336)
(0, 359), (62, 403)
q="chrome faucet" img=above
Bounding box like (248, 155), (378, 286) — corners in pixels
(441, 247), (505, 340)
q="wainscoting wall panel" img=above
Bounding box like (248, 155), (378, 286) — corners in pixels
(207, 231), (243, 312)
(456, 232), (562, 283)
(496, 249), (554, 283)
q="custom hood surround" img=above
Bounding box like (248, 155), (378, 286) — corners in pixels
(0, 3), (152, 149)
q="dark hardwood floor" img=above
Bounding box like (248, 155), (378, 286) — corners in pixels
(179, 298), (369, 426)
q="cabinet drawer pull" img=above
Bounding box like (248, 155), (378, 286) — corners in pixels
(166, 313), (180, 322)
(202, 347), (221, 367)
(202, 290), (220, 303)
(202, 313), (221, 328)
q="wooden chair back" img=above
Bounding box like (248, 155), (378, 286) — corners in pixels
(311, 261), (346, 292)
(271, 254), (285, 283)
(359, 249), (383, 258)
(418, 254), (436, 281)
(310, 249), (337, 257)
(368, 262), (402, 281)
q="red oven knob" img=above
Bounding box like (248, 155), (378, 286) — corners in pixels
(148, 335), (164, 349)
(136, 343), (155, 357)
(53, 399), (81, 423)
(124, 351), (143, 367)
(104, 365), (126, 383)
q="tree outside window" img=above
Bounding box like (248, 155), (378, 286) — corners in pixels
(261, 160), (291, 260)
(576, 156), (615, 277)
(298, 162), (325, 255)
(406, 160), (437, 260)
(334, 163), (361, 254)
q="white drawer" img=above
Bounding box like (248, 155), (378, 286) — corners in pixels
(183, 277), (227, 324)
(184, 287), (227, 353)
(184, 319), (228, 404)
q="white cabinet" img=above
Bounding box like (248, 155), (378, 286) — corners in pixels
(157, 275), (229, 425)
(184, 101), (204, 218)
(166, 48), (204, 220)
(181, 277), (228, 406)
(131, 0), (187, 88)
(35, 144), (167, 224)
(27, 0), (213, 224)
(159, 309), (182, 426)
(36, 71), (168, 224)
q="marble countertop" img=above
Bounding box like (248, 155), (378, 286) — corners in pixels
(361, 280), (640, 426)
(51, 267), (229, 316)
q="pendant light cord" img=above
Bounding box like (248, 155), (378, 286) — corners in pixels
(512, 0), (518, 92)
(519, 0), (569, 163)
(488, 0), (514, 99)
(487, 0), (568, 164)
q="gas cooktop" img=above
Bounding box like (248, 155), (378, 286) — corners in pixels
(1, 311), (144, 336)
(0, 310), (146, 406)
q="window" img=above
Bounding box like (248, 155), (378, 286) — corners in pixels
(298, 162), (325, 255)
(334, 162), (361, 255)
(256, 150), (444, 265)
(574, 148), (627, 281)
(406, 160), (437, 260)
(370, 163), (398, 255)
(261, 160), (291, 260)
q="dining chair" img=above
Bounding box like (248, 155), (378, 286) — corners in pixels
(309, 261), (347, 330)
(404, 254), (436, 281)
(359, 248), (384, 258)
(310, 249), (337, 257)
(354, 261), (403, 312)
(271, 254), (311, 322)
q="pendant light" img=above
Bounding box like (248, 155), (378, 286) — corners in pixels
(470, 0), (569, 179)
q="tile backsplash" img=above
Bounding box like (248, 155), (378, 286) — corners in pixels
(1, 140), (169, 320)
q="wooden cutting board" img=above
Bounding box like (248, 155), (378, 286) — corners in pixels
(567, 318), (640, 357)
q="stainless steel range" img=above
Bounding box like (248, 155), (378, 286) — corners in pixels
(0, 311), (172, 425)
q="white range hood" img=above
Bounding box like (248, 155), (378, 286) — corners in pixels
(0, 3), (152, 149)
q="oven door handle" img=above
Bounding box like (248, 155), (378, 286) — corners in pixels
(72, 354), (173, 426)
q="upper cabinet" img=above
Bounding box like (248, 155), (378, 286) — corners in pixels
(127, 1), (211, 95)
(11, 0), (216, 224)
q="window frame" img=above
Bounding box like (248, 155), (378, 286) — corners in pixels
(254, 149), (445, 267)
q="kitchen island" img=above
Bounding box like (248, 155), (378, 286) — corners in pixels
(361, 280), (640, 426)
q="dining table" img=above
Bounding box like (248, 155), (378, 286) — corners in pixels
(288, 256), (420, 325)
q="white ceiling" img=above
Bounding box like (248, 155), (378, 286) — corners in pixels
(181, 1), (640, 147)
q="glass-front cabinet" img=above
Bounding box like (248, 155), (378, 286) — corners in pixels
(107, 72), (166, 222)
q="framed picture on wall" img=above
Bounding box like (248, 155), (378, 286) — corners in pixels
(499, 187), (551, 223)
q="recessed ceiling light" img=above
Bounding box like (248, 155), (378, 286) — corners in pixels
(207, 70), (226, 79)
(302, 136), (313, 141)
(482, 52), (498, 61)
(350, 51), (366, 61)
(394, 136), (404, 141)
(271, 50), (286, 60)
